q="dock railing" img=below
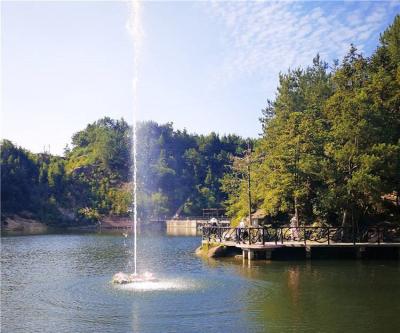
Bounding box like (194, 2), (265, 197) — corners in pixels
(202, 225), (400, 246)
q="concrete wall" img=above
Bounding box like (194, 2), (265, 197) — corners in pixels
(166, 218), (230, 228)
(166, 219), (198, 228)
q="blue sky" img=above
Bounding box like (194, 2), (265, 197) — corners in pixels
(2, 1), (399, 155)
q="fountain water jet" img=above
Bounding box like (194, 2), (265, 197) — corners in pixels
(113, 0), (145, 284)
(129, 0), (142, 277)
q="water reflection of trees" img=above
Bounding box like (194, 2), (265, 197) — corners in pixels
(239, 261), (400, 332)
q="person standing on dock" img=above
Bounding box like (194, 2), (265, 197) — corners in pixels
(290, 215), (299, 241)
(238, 219), (247, 243)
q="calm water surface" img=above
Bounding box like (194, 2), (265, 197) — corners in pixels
(1, 229), (400, 333)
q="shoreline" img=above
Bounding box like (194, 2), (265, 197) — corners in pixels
(1, 213), (168, 236)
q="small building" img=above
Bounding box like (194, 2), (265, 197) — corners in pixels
(203, 208), (226, 219)
(251, 209), (268, 227)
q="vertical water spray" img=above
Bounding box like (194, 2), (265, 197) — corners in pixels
(128, 0), (142, 276)
(113, 0), (153, 285)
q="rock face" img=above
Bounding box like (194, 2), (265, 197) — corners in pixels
(195, 245), (223, 258)
(208, 245), (227, 258)
(195, 244), (242, 258)
(100, 216), (133, 229)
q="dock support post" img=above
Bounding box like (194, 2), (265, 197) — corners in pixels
(248, 250), (254, 261)
(265, 249), (272, 260)
(305, 246), (311, 259)
(243, 249), (247, 260)
(356, 246), (366, 259)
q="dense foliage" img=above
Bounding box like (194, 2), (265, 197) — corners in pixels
(1, 119), (247, 224)
(2, 16), (399, 228)
(136, 122), (247, 219)
(223, 16), (400, 226)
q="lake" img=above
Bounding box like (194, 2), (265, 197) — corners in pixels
(1, 228), (400, 332)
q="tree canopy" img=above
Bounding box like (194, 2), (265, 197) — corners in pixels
(1, 120), (247, 224)
(223, 16), (400, 227)
(2, 16), (399, 228)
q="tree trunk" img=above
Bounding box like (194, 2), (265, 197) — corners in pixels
(294, 196), (299, 227)
(247, 161), (252, 226)
(340, 209), (348, 241)
(341, 209), (347, 227)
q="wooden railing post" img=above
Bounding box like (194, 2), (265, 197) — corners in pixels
(248, 228), (251, 245)
(262, 227), (265, 245)
(378, 227), (381, 245)
(327, 227), (330, 245)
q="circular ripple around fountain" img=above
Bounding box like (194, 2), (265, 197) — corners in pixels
(113, 276), (198, 292)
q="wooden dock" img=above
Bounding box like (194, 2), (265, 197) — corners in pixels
(202, 225), (400, 260)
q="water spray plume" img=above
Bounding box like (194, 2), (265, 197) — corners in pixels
(128, 0), (143, 276)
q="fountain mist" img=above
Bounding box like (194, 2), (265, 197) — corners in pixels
(128, 0), (143, 275)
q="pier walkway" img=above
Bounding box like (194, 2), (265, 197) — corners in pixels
(202, 225), (400, 260)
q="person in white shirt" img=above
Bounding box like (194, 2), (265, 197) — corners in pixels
(238, 220), (247, 243)
(290, 215), (299, 241)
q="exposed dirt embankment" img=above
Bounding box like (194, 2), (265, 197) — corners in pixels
(2, 215), (48, 233)
(1, 213), (136, 233)
(99, 216), (133, 228)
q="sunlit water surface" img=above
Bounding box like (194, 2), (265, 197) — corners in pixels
(1, 228), (400, 332)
